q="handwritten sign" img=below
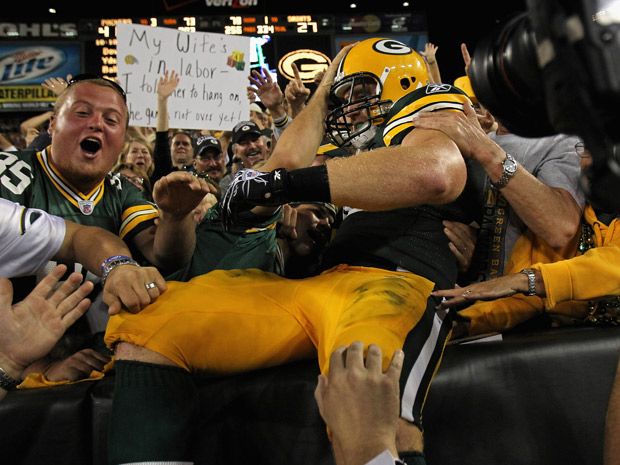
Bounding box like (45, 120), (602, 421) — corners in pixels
(116, 23), (251, 130)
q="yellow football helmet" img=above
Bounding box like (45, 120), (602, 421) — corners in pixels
(325, 38), (429, 149)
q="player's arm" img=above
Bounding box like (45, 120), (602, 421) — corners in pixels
(221, 126), (466, 230)
(260, 45), (354, 172)
(237, 45), (352, 219)
(325, 127), (466, 210)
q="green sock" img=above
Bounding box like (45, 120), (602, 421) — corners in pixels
(108, 360), (197, 465)
(399, 451), (427, 465)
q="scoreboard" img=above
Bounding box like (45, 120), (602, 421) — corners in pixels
(0, 13), (427, 112)
(87, 13), (422, 36)
(85, 13), (425, 79)
(221, 15), (331, 35)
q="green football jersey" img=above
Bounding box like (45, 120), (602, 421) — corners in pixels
(0, 148), (158, 299)
(0, 148), (158, 238)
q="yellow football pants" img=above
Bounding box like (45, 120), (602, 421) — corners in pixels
(105, 265), (434, 375)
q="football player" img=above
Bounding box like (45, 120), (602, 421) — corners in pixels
(106, 39), (484, 465)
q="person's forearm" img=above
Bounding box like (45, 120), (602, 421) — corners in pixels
(427, 62), (442, 84)
(151, 212), (196, 270)
(58, 222), (132, 275)
(0, 133), (15, 150)
(476, 143), (581, 248)
(534, 246), (620, 309)
(263, 98), (287, 121)
(151, 131), (174, 184)
(289, 101), (306, 119)
(156, 96), (169, 132)
(327, 131), (466, 210)
(20, 111), (53, 133)
(263, 83), (331, 171)
(504, 269), (546, 297)
(332, 437), (398, 465)
(502, 171), (581, 248)
(271, 114), (292, 141)
(0, 353), (25, 400)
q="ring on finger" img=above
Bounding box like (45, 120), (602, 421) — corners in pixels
(145, 282), (157, 290)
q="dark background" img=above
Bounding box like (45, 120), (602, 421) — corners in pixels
(5, 0), (527, 83)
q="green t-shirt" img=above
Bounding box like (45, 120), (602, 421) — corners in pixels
(168, 206), (283, 281)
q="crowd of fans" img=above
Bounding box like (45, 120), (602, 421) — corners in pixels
(0, 37), (618, 465)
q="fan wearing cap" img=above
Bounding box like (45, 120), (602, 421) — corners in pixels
(230, 120), (269, 169)
(191, 135), (226, 184)
(219, 120), (270, 192)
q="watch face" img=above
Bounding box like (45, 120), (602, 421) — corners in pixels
(504, 156), (518, 174)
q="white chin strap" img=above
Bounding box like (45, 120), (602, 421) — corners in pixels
(350, 125), (377, 149)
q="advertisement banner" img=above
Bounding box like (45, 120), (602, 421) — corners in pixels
(0, 42), (81, 111)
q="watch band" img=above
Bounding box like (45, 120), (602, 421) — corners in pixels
(0, 366), (20, 391)
(491, 153), (517, 189)
(520, 268), (537, 296)
(100, 255), (139, 287)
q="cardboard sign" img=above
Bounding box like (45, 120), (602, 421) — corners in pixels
(116, 23), (251, 130)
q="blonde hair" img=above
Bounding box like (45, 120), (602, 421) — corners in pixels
(119, 137), (155, 177)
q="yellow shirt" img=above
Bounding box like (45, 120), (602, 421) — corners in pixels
(461, 205), (620, 334)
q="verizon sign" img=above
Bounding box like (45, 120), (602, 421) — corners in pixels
(205, 0), (258, 7)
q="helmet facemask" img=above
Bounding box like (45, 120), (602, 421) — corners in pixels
(325, 72), (392, 150)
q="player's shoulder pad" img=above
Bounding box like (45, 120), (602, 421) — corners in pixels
(381, 84), (471, 147)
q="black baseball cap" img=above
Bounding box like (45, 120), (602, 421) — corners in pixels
(196, 135), (222, 156)
(231, 121), (262, 145)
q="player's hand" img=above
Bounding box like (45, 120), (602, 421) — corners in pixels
(220, 168), (290, 230)
(318, 44), (355, 89)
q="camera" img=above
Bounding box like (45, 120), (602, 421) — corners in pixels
(468, 0), (620, 211)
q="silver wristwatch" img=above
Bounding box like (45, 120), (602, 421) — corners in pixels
(520, 268), (537, 296)
(491, 153), (518, 189)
